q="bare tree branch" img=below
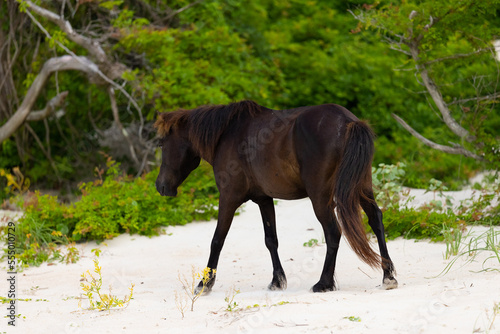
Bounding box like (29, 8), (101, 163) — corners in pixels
(165, 0), (205, 21)
(24, 2), (140, 114)
(0, 55), (99, 143)
(18, 1), (148, 169)
(25, 0), (107, 63)
(448, 92), (500, 106)
(348, 9), (408, 42)
(407, 41), (476, 142)
(392, 113), (483, 160)
(401, 11), (475, 142)
(25, 91), (68, 121)
(423, 48), (490, 66)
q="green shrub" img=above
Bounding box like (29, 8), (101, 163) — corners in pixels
(370, 164), (498, 241)
(13, 192), (72, 266)
(382, 207), (463, 241)
(371, 162), (408, 210)
(70, 159), (218, 241)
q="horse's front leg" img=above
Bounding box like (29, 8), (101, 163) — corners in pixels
(195, 196), (242, 294)
(255, 196), (287, 290)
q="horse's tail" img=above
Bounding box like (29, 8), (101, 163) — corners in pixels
(333, 121), (380, 269)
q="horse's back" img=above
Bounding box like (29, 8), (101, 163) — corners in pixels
(293, 104), (358, 155)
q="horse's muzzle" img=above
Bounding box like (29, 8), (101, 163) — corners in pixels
(155, 181), (178, 197)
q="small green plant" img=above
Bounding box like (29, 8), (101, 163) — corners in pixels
(178, 267), (215, 312)
(241, 301), (290, 311)
(371, 162), (409, 209)
(474, 301), (500, 333)
(0, 296), (48, 303)
(224, 286), (241, 312)
(487, 302), (500, 332)
(61, 242), (80, 264)
(91, 248), (103, 257)
(344, 316), (361, 322)
(423, 178), (454, 212)
(435, 226), (500, 277)
(458, 172), (500, 226)
(79, 252), (134, 311)
(442, 224), (467, 260)
(303, 238), (319, 247)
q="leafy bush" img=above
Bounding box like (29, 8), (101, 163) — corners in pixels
(5, 157), (219, 267)
(70, 157), (218, 241)
(382, 208), (463, 241)
(370, 164), (499, 241)
(371, 162), (409, 210)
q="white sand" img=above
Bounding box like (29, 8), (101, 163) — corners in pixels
(1, 193), (499, 334)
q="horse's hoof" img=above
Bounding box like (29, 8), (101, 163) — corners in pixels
(311, 282), (335, 293)
(383, 277), (398, 290)
(268, 275), (287, 291)
(194, 283), (211, 295)
(194, 276), (216, 295)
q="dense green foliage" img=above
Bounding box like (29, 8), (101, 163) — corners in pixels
(353, 0), (500, 169)
(2, 0), (498, 193)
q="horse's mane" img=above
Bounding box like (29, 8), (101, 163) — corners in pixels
(155, 100), (263, 161)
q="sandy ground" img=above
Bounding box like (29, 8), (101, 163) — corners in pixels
(1, 190), (499, 334)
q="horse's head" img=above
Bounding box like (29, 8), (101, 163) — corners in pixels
(155, 115), (200, 197)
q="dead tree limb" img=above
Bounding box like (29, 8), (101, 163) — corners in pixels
(24, 0), (108, 64)
(0, 55), (98, 143)
(407, 40), (476, 142)
(0, 1), (147, 169)
(392, 113), (483, 160)
(25, 91), (68, 121)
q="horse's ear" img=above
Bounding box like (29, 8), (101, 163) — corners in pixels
(154, 110), (188, 136)
(153, 112), (166, 134)
(154, 111), (177, 135)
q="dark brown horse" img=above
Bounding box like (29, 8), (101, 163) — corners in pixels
(155, 100), (397, 293)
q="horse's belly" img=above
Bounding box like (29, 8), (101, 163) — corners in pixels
(253, 165), (307, 200)
(265, 187), (307, 200)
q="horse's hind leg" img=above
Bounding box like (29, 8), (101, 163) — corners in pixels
(255, 196), (287, 290)
(309, 197), (342, 292)
(360, 192), (398, 290)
